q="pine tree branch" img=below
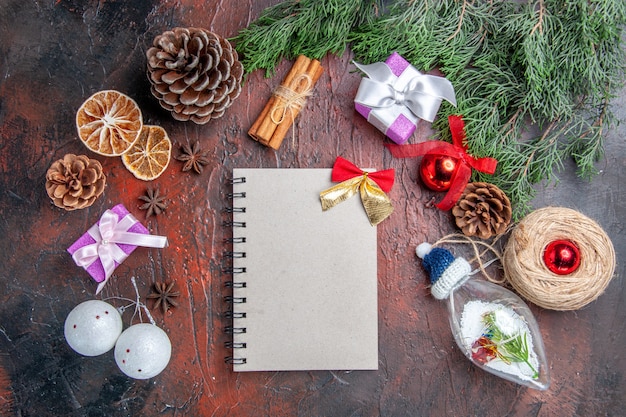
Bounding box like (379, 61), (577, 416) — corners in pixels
(233, 0), (626, 216)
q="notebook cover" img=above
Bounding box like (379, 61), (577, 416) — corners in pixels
(229, 168), (378, 371)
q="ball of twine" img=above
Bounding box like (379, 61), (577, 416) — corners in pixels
(503, 207), (615, 311)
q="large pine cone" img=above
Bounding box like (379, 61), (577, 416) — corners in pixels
(45, 154), (106, 210)
(146, 27), (244, 124)
(452, 182), (512, 239)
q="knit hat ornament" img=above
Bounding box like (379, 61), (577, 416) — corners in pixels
(416, 242), (471, 300)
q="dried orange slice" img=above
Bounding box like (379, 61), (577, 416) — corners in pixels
(76, 90), (143, 156)
(121, 125), (172, 180)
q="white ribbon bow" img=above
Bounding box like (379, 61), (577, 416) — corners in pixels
(354, 61), (456, 123)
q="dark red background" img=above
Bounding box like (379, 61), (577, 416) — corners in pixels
(0, 1), (624, 415)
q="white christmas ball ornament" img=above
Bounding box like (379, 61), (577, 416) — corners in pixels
(114, 323), (171, 379)
(64, 300), (123, 356)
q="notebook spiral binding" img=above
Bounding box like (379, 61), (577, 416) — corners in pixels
(224, 176), (247, 365)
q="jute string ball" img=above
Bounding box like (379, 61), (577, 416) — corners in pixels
(503, 207), (615, 311)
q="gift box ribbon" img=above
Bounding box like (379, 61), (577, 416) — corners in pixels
(71, 208), (168, 292)
(354, 61), (456, 123)
(385, 115), (498, 210)
(320, 156), (395, 226)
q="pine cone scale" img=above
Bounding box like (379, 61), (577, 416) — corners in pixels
(180, 89), (200, 105)
(162, 92), (181, 106)
(68, 182), (83, 197)
(455, 200), (475, 211)
(198, 55), (212, 73)
(81, 165), (98, 182)
(63, 194), (78, 206)
(159, 70), (185, 84)
(80, 186), (96, 200)
(152, 83), (169, 97)
(213, 86), (228, 102)
(193, 105), (214, 117)
(185, 50), (200, 68)
(218, 61), (231, 80)
(486, 197), (503, 211)
(196, 91), (214, 106)
(168, 79), (187, 95)
(48, 171), (66, 184)
(183, 71), (199, 86)
(154, 53), (174, 67)
(204, 72), (221, 90)
(193, 74), (211, 94)
(52, 184), (68, 198)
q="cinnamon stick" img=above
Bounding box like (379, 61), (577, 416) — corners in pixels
(248, 55), (324, 150)
(252, 55), (308, 146)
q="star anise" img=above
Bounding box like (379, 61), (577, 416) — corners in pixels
(175, 141), (210, 174)
(147, 281), (180, 314)
(139, 187), (167, 218)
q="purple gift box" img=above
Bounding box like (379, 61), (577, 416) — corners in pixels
(354, 52), (456, 144)
(67, 204), (166, 293)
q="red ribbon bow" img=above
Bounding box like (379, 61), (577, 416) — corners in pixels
(320, 157), (395, 225)
(385, 115), (497, 210)
(331, 156), (395, 192)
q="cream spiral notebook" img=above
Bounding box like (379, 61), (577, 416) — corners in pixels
(225, 168), (379, 371)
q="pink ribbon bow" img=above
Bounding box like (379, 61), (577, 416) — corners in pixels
(71, 209), (168, 293)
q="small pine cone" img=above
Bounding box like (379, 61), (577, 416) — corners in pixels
(146, 27), (244, 124)
(452, 182), (512, 239)
(45, 154), (106, 210)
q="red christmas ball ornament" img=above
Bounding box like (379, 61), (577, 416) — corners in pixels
(543, 239), (581, 275)
(419, 154), (459, 192)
